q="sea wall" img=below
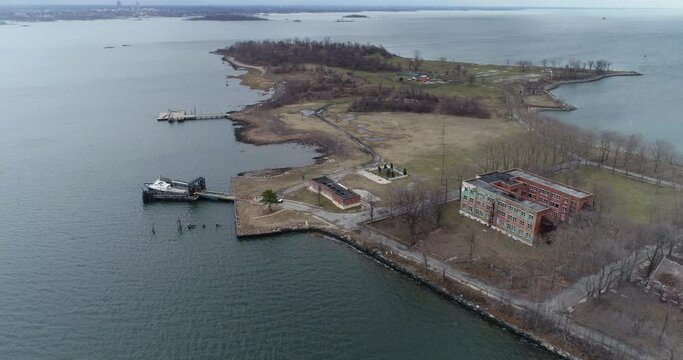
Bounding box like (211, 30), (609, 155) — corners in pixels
(236, 225), (579, 360)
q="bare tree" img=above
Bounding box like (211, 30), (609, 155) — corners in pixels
(582, 248), (622, 300)
(391, 183), (428, 245)
(598, 130), (617, 164)
(368, 194), (378, 221)
(621, 133), (643, 175)
(610, 133), (625, 173)
(577, 128), (597, 166)
(503, 85), (521, 121)
(591, 182), (615, 213)
(516, 60), (533, 72)
(645, 225), (671, 277)
(465, 226), (478, 268)
(426, 186), (448, 226)
(636, 143), (649, 180)
(650, 139), (676, 175)
(411, 50), (424, 71)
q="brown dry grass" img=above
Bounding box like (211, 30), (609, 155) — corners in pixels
(234, 69), (274, 90)
(286, 187), (361, 213)
(571, 283), (683, 360)
(369, 201), (573, 300)
(325, 103), (521, 184)
(336, 173), (408, 204)
(524, 95), (562, 108)
(235, 201), (330, 235)
(329, 105), (519, 164)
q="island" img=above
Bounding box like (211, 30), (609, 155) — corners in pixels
(206, 38), (683, 360)
(343, 14), (369, 18)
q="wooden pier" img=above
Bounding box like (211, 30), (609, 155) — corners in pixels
(157, 110), (232, 122)
(195, 190), (235, 202)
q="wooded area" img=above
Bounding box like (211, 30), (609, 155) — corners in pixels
(223, 39), (400, 72)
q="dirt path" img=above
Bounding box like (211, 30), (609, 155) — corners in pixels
(225, 56), (266, 75)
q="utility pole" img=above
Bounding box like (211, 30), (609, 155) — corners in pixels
(440, 114), (446, 186)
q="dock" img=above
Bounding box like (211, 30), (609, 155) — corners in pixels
(157, 110), (232, 122)
(195, 190), (236, 201)
(142, 176), (234, 203)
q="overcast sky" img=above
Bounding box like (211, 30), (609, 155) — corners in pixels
(5, 0), (683, 8)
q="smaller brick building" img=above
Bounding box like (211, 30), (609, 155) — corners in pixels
(309, 176), (361, 210)
(460, 169), (593, 245)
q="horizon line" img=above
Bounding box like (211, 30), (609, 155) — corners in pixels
(0, 4), (680, 10)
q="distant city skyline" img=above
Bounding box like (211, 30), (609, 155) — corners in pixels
(3, 0), (683, 8)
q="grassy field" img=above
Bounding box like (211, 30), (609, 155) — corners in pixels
(554, 167), (682, 223)
(325, 103), (520, 184)
(286, 187), (362, 213)
(235, 201), (330, 236)
(349, 57), (546, 102)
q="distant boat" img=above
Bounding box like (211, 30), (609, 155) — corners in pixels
(602, 17), (607, 20)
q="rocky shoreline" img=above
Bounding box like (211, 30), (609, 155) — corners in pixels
(236, 225), (578, 360)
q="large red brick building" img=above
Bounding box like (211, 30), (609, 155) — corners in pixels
(459, 169), (593, 245)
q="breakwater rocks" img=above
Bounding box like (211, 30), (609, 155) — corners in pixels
(236, 225), (577, 360)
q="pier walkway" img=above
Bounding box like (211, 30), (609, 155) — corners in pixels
(157, 110), (232, 122)
(195, 190), (235, 202)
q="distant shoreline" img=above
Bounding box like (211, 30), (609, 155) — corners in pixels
(187, 14), (268, 22)
(0, 5), (632, 23)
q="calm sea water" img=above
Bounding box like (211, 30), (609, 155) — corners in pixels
(4, 9), (678, 358)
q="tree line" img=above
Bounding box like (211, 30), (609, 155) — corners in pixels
(513, 58), (613, 76)
(350, 85), (491, 118)
(263, 66), (366, 108)
(479, 112), (681, 191)
(223, 38), (400, 72)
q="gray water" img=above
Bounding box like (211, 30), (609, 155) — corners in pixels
(0, 16), (555, 359)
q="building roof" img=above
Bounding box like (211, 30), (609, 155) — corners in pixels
(465, 178), (548, 212)
(505, 169), (592, 199)
(311, 176), (360, 201)
(478, 171), (517, 185)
